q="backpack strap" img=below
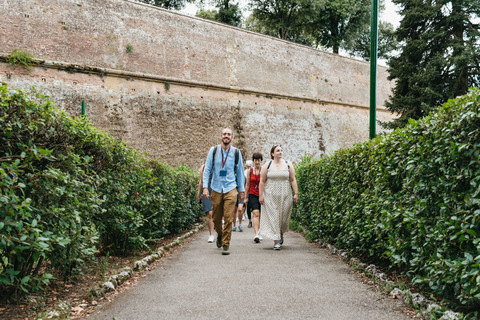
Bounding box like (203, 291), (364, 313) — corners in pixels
(213, 145), (239, 177)
(267, 160), (289, 169)
(212, 145), (218, 171)
(234, 148), (239, 177)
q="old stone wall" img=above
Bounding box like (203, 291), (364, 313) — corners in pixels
(0, 0), (395, 168)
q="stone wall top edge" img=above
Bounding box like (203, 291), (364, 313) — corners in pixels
(123, 0), (388, 71)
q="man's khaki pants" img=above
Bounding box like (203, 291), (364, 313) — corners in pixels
(210, 189), (238, 248)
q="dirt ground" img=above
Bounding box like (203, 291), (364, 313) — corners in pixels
(0, 223), (204, 320)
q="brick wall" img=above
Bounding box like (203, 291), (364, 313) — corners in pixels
(0, 0), (395, 168)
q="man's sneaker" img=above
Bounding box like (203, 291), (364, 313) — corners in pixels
(216, 236), (222, 248)
(258, 234), (263, 241)
(254, 235), (260, 243)
(222, 246), (230, 255)
(232, 226), (236, 232)
(248, 222), (253, 228)
(280, 234), (284, 245)
(238, 225), (243, 232)
(208, 235), (214, 243)
(273, 241), (281, 250)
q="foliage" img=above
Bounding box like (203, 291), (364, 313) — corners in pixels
(196, 0), (242, 26)
(342, 21), (398, 61)
(142, 0), (193, 10)
(248, 0), (322, 40)
(126, 44), (133, 53)
(0, 85), (101, 295)
(6, 49), (35, 71)
(293, 87), (480, 307)
(196, 9), (220, 20)
(0, 82), (203, 295)
(383, 0), (480, 129)
(307, 0), (371, 54)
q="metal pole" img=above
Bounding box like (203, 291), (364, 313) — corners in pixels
(81, 101), (85, 117)
(370, 0), (378, 139)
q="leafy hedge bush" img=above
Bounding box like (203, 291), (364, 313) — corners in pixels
(293, 87), (480, 306)
(0, 83), (203, 295)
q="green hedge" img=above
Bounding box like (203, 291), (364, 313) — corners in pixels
(293, 87), (480, 306)
(0, 83), (203, 295)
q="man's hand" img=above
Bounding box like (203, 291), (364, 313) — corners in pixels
(203, 188), (210, 200)
(197, 193), (202, 204)
(238, 192), (244, 202)
(259, 195), (264, 205)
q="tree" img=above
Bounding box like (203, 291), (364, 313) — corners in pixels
(383, 0), (480, 129)
(248, 0), (323, 40)
(308, 0), (372, 54)
(196, 9), (219, 20)
(142, 0), (192, 10)
(243, 13), (316, 45)
(343, 21), (398, 61)
(196, 0), (242, 27)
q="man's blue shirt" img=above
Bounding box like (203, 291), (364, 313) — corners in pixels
(203, 145), (245, 194)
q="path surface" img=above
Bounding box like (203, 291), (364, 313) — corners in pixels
(86, 224), (412, 320)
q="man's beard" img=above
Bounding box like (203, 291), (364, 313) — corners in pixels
(223, 139), (231, 145)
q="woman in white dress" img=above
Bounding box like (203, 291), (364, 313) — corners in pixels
(259, 145), (299, 250)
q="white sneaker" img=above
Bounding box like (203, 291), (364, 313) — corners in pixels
(208, 235), (214, 243)
(258, 234), (263, 241)
(273, 241), (281, 250)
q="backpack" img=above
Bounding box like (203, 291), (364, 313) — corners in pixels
(212, 145), (239, 177)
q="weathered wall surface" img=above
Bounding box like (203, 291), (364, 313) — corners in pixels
(0, 0), (395, 168)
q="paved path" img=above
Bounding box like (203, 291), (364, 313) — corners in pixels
(86, 224), (412, 320)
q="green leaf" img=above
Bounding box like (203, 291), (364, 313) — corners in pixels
(466, 229), (477, 236)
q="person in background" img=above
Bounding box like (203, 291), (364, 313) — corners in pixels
(244, 152), (263, 243)
(258, 145), (298, 250)
(244, 160), (253, 227)
(203, 128), (245, 255)
(197, 163), (214, 243)
(233, 194), (245, 232)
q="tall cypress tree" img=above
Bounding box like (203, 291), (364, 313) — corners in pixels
(383, 0), (480, 129)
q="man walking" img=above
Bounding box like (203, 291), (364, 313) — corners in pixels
(203, 128), (245, 255)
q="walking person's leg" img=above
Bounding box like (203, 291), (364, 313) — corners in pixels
(211, 190), (224, 248)
(207, 210), (214, 242)
(237, 203), (244, 231)
(232, 203), (237, 231)
(247, 205), (252, 227)
(221, 189), (238, 254)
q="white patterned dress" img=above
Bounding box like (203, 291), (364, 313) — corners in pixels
(259, 167), (293, 241)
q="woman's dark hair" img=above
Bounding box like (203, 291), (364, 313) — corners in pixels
(252, 152), (263, 161)
(270, 144), (282, 159)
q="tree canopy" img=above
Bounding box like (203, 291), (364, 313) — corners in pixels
(383, 0), (480, 129)
(196, 0), (242, 27)
(248, 0), (322, 40)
